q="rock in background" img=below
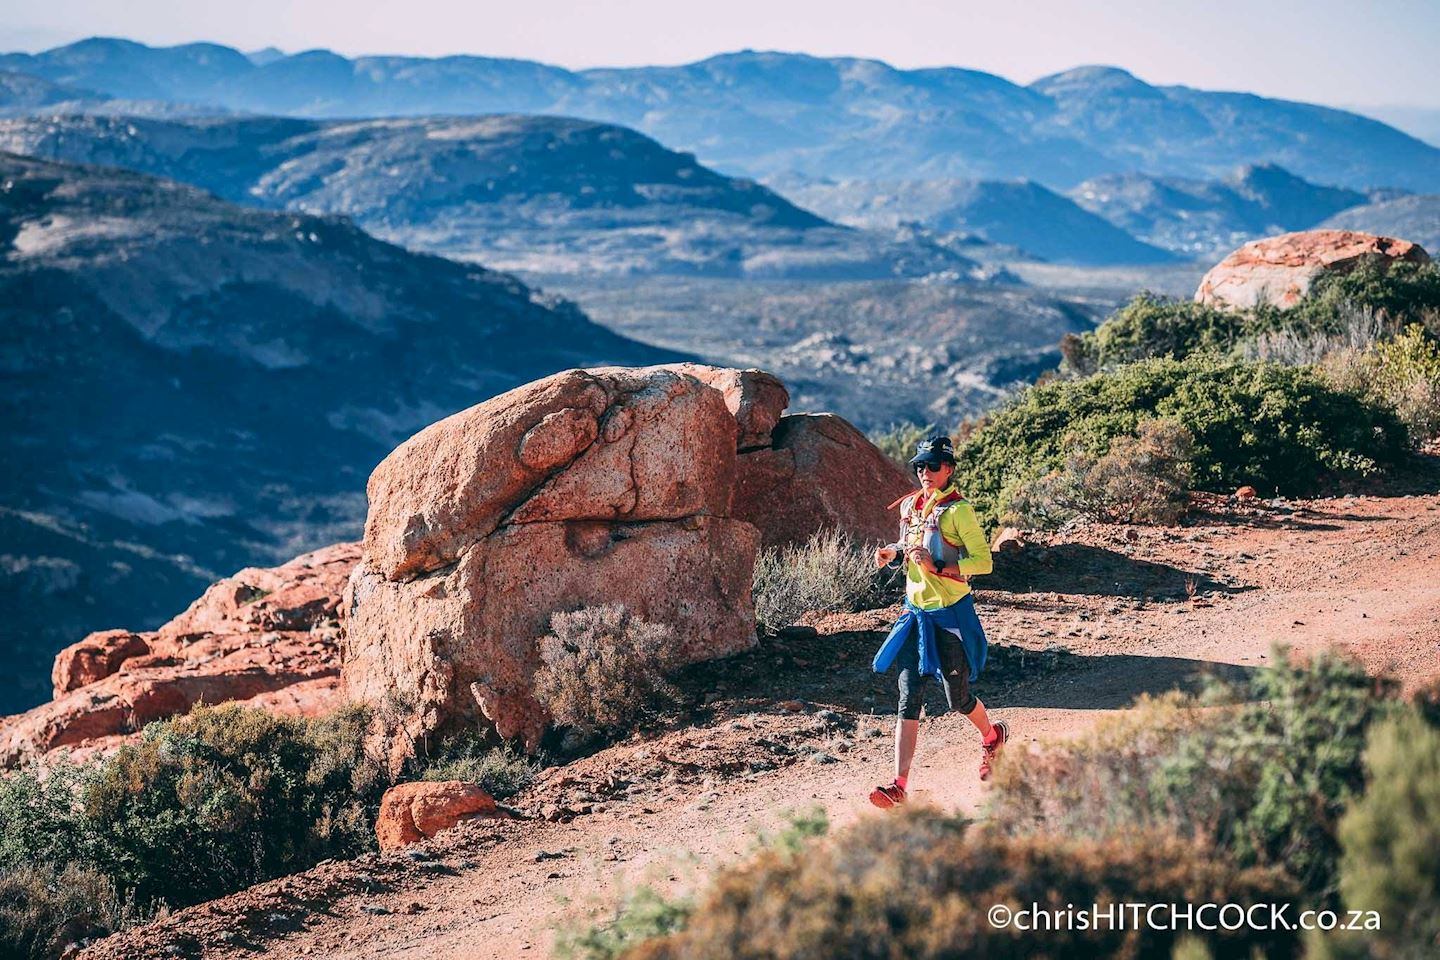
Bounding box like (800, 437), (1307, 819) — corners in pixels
(0, 363), (907, 769)
(1194, 229), (1431, 310)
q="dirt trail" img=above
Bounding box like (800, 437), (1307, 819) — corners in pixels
(81, 492), (1440, 960)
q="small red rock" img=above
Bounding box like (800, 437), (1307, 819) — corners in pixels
(1235, 486), (1259, 500)
(51, 630), (151, 696)
(376, 781), (497, 851)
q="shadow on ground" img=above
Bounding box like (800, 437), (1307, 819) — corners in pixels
(985, 543), (1245, 599)
(680, 626), (1263, 724)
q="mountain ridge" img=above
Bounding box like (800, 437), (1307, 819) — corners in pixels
(3, 38), (1438, 191)
(0, 112), (992, 279)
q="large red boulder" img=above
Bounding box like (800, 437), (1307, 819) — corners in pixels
(343, 366), (762, 764)
(1195, 230), (1430, 311)
(375, 781), (500, 851)
(1, 542), (359, 768)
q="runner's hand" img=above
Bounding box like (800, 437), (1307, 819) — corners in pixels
(906, 546), (936, 572)
(874, 546), (898, 568)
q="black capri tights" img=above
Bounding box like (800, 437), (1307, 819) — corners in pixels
(896, 629), (976, 720)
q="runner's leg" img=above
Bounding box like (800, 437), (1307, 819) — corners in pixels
(939, 627), (993, 739)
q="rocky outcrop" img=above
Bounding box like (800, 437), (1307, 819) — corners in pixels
(0, 543), (360, 767)
(730, 414), (913, 550)
(375, 781), (502, 851)
(1195, 230), (1431, 310)
(343, 366), (764, 763)
(343, 363), (907, 765)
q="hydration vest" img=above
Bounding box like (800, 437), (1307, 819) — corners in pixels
(899, 489), (970, 578)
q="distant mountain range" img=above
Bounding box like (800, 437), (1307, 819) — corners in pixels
(0, 113), (991, 279)
(0, 68), (101, 111)
(771, 175), (1176, 266)
(3, 39), (1439, 192)
(1319, 194), (1440, 252)
(1068, 164), (1396, 256)
(0, 150), (680, 713)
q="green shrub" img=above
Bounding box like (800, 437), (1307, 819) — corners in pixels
(79, 703), (387, 907)
(1007, 418), (1193, 529)
(989, 648), (1397, 902)
(533, 604), (682, 737)
(1322, 324), (1440, 446)
(418, 739), (538, 800)
(0, 761), (94, 871)
(559, 887), (696, 960)
(559, 808), (828, 960)
(1065, 261), (1440, 373)
(0, 862), (143, 960)
(752, 529), (881, 633)
(1061, 293), (1250, 374)
(1328, 710), (1440, 959)
(0, 703), (391, 953)
(1295, 259), (1440, 332)
(953, 356), (1408, 522)
(616, 810), (1298, 960)
(749, 807), (829, 858)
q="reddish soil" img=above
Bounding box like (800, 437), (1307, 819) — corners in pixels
(79, 490), (1440, 960)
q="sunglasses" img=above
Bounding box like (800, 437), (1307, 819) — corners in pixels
(915, 462), (949, 474)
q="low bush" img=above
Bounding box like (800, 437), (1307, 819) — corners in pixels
(1061, 294), (1250, 374)
(418, 739), (538, 800)
(1007, 418), (1193, 529)
(953, 356), (1409, 522)
(1241, 301), (1391, 367)
(1325, 710), (1440, 959)
(751, 529), (881, 633)
(81, 703), (388, 906)
(1321, 324), (1440, 446)
(0, 862), (143, 960)
(1293, 259), (1440, 333)
(0, 704), (389, 921)
(616, 810), (1298, 960)
(533, 604), (682, 737)
(559, 887), (695, 960)
(988, 648), (1397, 902)
(560, 809), (828, 960)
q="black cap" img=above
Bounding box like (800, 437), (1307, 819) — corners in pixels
(909, 436), (956, 468)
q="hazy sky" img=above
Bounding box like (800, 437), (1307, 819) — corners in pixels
(5, 0), (1439, 108)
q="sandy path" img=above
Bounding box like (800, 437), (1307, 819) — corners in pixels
(81, 492), (1440, 960)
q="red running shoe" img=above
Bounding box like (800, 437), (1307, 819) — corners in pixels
(868, 781), (908, 808)
(979, 719), (1009, 782)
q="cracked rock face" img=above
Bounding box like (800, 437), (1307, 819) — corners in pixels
(343, 366), (762, 763)
(1195, 229), (1430, 311)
